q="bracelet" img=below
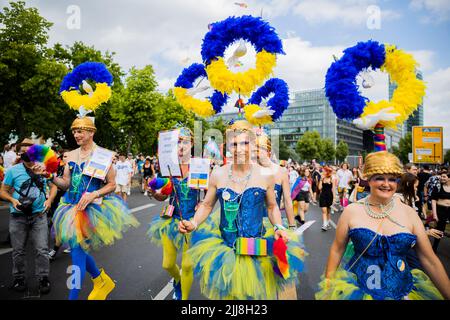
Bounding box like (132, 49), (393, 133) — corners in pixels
(190, 219), (198, 231)
(46, 173), (54, 181)
(274, 224), (287, 232)
(94, 190), (101, 198)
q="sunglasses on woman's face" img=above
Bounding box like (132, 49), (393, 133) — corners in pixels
(371, 175), (397, 183)
(232, 141), (250, 147)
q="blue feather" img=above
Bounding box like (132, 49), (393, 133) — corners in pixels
(174, 63), (228, 114)
(201, 15), (284, 64)
(248, 78), (289, 121)
(60, 62), (113, 93)
(325, 40), (385, 120)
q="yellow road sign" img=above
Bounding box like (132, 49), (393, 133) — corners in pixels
(412, 126), (443, 164)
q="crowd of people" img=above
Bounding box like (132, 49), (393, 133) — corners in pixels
(0, 123), (449, 300)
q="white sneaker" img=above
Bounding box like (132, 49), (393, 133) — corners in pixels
(321, 224), (328, 231)
(144, 191), (148, 196)
(327, 223), (332, 230)
(63, 248), (71, 254)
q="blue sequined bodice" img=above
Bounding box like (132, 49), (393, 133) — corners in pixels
(170, 178), (199, 220)
(346, 228), (417, 300)
(63, 161), (103, 204)
(217, 187), (267, 248)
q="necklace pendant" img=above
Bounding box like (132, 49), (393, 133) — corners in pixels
(222, 191), (231, 201)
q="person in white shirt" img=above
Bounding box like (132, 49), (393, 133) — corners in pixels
(336, 163), (353, 209)
(288, 166), (299, 189)
(3, 144), (18, 170)
(115, 154), (133, 202)
(126, 153), (136, 196)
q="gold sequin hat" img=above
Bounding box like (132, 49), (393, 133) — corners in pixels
(71, 116), (96, 132)
(363, 151), (403, 178)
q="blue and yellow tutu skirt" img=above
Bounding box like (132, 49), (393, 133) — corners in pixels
(53, 194), (139, 251)
(315, 268), (443, 300)
(187, 227), (307, 300)
(147, 212), (218, 250)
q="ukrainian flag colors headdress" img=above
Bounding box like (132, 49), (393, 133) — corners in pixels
(59, 62), (113, 132)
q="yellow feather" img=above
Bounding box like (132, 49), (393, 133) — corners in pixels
(206, 50), (277, 96)
(173, 87), (216, 117)
(61, 83), (112, 111)
(243, 104), (274, 125)
(361, 45), (425, 129)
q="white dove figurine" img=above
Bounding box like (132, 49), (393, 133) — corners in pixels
(82, 80), (94, 97)
(253, 102), (275, 119)
(227, 40), (247, 67)
(187, 85), (210, 96)
(352, 107), (400, 130)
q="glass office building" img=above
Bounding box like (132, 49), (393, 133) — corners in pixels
(209, 88), (364, 156)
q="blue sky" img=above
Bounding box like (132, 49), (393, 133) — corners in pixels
(2, 0), (450, 146)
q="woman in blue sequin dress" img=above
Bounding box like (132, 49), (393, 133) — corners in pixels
(316, 151), (449, 300)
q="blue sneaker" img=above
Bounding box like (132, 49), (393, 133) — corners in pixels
(172, 280), (182, 300)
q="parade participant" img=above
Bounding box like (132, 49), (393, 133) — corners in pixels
(142, 157), (155, 196)
(147, 127), (200, 300)
(179, 120), (306, 300)
(431, 170), (450, 253)
(42, 117), (139, 300)
(255, 133), (296, 229)
(293, 167), (314, 225)
(336, 163), (353, 210)
(46, 61), (139, 300)
(316, 151), (450, 300)
(115, 153), (133, 202)
(319, 166), (335, 231)
(352, 169), (370, 202)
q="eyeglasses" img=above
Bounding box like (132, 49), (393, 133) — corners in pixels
(371, 175), (398, 183)
(178, 140), (191, 145)
(231, 141), (250, 147)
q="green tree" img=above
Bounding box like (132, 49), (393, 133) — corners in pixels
(0, 1), (67, 142)
(444, 149), (450, 165)
(391, 132), (412, 164)
(320, 138), (336, 162)
(335, 140), (349, 163)
(296, 131), (322, 161)
(110, 65), (162, 154)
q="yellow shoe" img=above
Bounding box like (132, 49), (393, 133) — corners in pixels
(87, 269), (115, 300)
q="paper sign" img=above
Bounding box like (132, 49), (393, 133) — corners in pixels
(158, 130), (182, 177)
(83, 147), (114, 180)
(188, 158), (211, 189)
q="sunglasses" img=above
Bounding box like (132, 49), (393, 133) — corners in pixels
(178, 140), (191, 145)
(231, 141), (250, 147)
(371, 175), (398, 183)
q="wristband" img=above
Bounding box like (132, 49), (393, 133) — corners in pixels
(288, 225), (297, 230)
(190, 219), (198, 231)
(46, 173), (54, 181)
(274, 224), (287, 232)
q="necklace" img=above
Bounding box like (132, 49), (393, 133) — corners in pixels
(364, 197), (406, 228)
(228, 165), (252, 184)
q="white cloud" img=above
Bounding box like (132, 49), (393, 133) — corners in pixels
(292, 0), (401, 26)
(423, 67), (450, 147)
(409, 0), (450, 23)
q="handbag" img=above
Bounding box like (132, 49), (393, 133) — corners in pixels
(160, 197), (175, 218)
(235, 237), (268, 256)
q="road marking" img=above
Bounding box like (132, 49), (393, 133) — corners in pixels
(0, 248), (12, 256)
(153, 278), (174, 300)
(329, 220), (337, 229)
(130, 203), (155, 213)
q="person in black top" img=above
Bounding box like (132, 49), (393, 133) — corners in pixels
(431, 170), (450, 253)
(142, 157), (155, 196)
(417, 165), (431, 218)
